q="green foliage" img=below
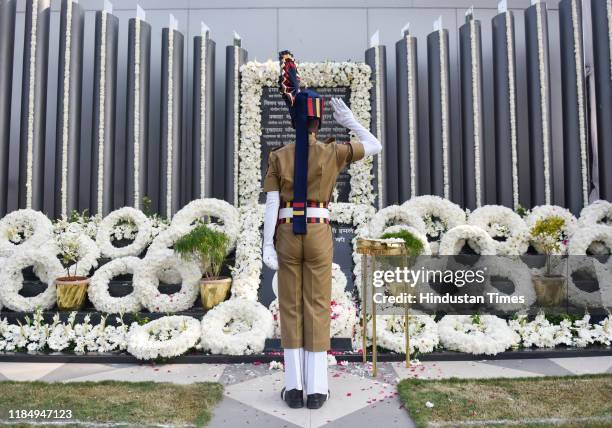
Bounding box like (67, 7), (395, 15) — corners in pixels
(131, 312), (151, 326)
(380, 230), (425, 256)
(174, 225), (229, 279)
(142, 196), (153, 217)
(531, 216), (566, 276)
(68, 209), (91, 223)
(515, 204), (528, 218)
(470, 313), (482, 325)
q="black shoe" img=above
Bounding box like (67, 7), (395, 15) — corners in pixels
(281, 387), (304, 408)
(306, 391), (329, 409)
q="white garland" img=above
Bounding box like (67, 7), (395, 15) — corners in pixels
(578, 200), (612, 227)
(59, 0), (73, 218)
(439, 225), (496, 255)
(96, 10), (107, 214)
(127, 316), (201, 360)
(406, 35), (417, 198)
(525, 205), (578, 253)
(165, 28), (174, 216)
(569, 225), (612, 255)
(230, 205), (264, 300)
(0, 249), (64, 312)
(366, 314), (439, 354)
(468, 205), (529, 255)
(470, 19), (483, 207)
(536, 1), (552, 204)
(477, 257), (536, 312)
(133, 17), (141, 209)
(439, 29), (450, 199)
(96, 207), (152, 258)
(200, 298), (273, 355)
(133, 251), (200, 313)
(571, 0), (589, 205)
(506, 11), (520, 209)
(88, 256), (143, 313)
(25, 0), (39, 208)
(438, 315), (520, 355)
(232, 46), (240, 205)
(510, 312), (573, 348)
(401, 196), (466, 248)
(0, 209), (54, 257)
(237, 60), (373, 206)
(199, 33), (207, 197)
(367, 205), (427, 238)
(374, 45), (384, 207)
(555, 257), (612, 308)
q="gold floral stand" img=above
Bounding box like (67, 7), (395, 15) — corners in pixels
(356, 238), (411, 376)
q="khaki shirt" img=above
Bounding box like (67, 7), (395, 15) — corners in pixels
(263, 134), (365, 202)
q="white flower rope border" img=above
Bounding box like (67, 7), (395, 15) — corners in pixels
(0, 249), (64, 312)
(505, 10), (520, 209)
(238, 60), (374, 206)
(366, 314), (439, 354)
(133, 251), (200, 313)
(468, 205), (529, 255)
(578, 200), (612, 227)
(0, 209), (54, 257)
(476, 257), (536, 312)
(536, 1), (552, 204)
(96, 207), (152, 258)
(89, 256), (143, 314)
(438, 315), (519, 355)
(525, 205), (578, 254)
(127, 315), (201, 360)
(367, 205), (427, 238)
(201, 298), (273, 355)
(439, 225), (496, 255)
(230, 205), (265, 301)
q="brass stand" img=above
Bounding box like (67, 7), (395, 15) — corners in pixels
(356, 238), (408, 377)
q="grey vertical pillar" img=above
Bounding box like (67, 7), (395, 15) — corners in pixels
(492, 9), (520, 209)
(91, 10), (118, 216)
(224, 44), (247, 206)
(396, 33), (419, 203)
(0, 0), (15, 216)
(559, 0), (589, 214)
(591, 0), (612, 200)
(525, 1), (553, 207)
(366, 44), (389, 208)
(459, 16), (485, 210)
(54, 0), (84, 219)
(427, 29), (452, 200)
(192, 32), (215, 199)
(125, 17), (151, 210)
(160, 27), (184, 218)
(18, 0), (50, 211)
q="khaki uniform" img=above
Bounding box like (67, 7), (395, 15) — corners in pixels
(263, 133), (365, 352)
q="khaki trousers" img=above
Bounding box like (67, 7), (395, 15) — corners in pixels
(276, 223), (332, 352)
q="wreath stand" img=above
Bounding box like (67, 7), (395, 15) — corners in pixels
(357, 238), (412, 376)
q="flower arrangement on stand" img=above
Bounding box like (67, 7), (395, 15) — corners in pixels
(54, 232), (97, 311)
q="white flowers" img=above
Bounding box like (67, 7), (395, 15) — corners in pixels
(127, 316), (201, 360)
(200, 298), (273, 355)
(89, 257), (143, 313)
(0, 209), (54, 257)
(438, 225), (496, 255)
(96, 207), (152, 258)
(438, 315), (520, 355)
(468, 205), (529, 255)
(367, 314), (439, 354)
(402, 196), (466, 242)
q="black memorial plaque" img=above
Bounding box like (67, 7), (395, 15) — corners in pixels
(259, 222), (356, 306)
(259, 87), (352, 203)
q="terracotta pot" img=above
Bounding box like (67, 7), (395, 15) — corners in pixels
(56, 276), (90, 311)
(200, 277), (231, 310)
(532, 275), (567, 307)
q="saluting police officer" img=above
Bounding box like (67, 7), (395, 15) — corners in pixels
(262, 51), (382, 410)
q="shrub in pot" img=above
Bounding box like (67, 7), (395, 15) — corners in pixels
(55, 234), (89, 311)
(380, 230), (425, 299)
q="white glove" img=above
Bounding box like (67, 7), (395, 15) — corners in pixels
(263, 191), (280, 271)
(330, 97), (382, 156)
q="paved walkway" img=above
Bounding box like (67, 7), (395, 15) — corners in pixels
(0, 356), (610, 427)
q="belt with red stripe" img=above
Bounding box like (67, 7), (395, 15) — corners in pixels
(278, 200), (330, 225)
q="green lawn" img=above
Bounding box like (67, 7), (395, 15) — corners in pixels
(0, 380), (223, 427)
(398, 374), (612, 428)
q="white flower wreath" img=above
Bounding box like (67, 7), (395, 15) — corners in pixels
(0, 249), (64, 311)
(439, 225), (496, 255)
(367, 205), (427, 238)
(96, 207), (152, 258)
(552, 257), (612, 309)
(200, 298), (273, 355)
(0, 209), (53, 257)
(578, 200), (612, 227)
(366, 314), (439, 354)
(437, 315), (519, 355)
(133, 251), (200, 313)
(525, 205), (578, 254)
(568, 225), (612, 257)
(468, 205), (529, 255)
(476, 257), (536, 312)
(88, 256), (143, 313)
(127, 315), (201, 360)
(53, 233), (100, 277)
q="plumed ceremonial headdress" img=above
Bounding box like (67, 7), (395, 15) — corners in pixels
(278, 50), (324, 234)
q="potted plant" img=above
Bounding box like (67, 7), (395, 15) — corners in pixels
(55, 234), (89, 311)
(530, 216), (568, 307)
(174, 224), (231, 310)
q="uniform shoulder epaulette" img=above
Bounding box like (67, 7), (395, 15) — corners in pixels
(323, 137), (336, 144)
